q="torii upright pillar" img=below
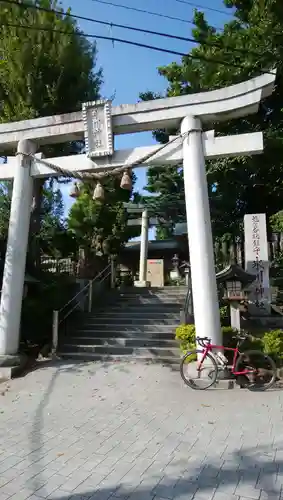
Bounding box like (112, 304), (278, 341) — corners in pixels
(181, 116), (221, 343)
(0, 140), (37, 357)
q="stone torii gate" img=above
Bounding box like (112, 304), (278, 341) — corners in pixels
(0, 71), (276, 361)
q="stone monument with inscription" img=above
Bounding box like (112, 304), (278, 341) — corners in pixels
(244, 213), (270, 315)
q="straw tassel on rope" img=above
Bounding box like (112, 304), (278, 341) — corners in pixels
(120, 168), (132, 190)
(93, 181), (105, 201)
(69, 182), (80, 198)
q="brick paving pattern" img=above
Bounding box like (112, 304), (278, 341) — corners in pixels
(0, 360), (283, 499)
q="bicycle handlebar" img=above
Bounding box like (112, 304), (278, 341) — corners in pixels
(196, 332), (249, 348)
(196, 337), (211, 347)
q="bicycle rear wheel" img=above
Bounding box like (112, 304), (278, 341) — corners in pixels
(235, 350), (277, 391)
(180, 350), (218, 390)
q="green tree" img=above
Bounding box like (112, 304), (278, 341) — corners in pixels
(0, 177), (75, 267)
(67, 175), (140, 270)
(36, 180), (77, 259)
(0, 181), (12, 253)
(0, 0), (101, 121)
(0, 0), (102, 266)
(141, 0), (283, 238)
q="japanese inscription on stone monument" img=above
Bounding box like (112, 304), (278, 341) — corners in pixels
(244, 213), (270, 314)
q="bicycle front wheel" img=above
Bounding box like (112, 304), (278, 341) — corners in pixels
(180, 350), (218, 390)
(235, 350), (277, 391)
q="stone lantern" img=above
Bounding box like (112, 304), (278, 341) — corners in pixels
(216, 264), (256, 331)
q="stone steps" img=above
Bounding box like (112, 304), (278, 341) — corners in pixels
(95, 306), (181, 313)
(84, 312), (181, 319)
(72, 324), (177, 332)
(57, 351), (180, 368)
(61, 336), (179, 348)
(65, 330), (177, 340)
(61, 344), (181, 357)
(59, 286), (185, 365)
(78, 316), (180, 325)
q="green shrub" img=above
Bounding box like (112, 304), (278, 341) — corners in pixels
(262, 329), (283, 362)
(175, 324), (237, 354)
(176, 323), (283, 366)
(20, 275), (77, 349)
(221, 326), (237, 347)
(175, 324), (196, 354)
(219, 305), (229, 326)
(175, 323), (266, 365)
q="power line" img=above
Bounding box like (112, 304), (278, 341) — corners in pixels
(88, 0), (224, 30)
(0, 21), (273, 76)
(0, 1), (265, 61)
(172, 0), (234, 16)
(3, 0), (198, 32)
(0, 22), (213, 58)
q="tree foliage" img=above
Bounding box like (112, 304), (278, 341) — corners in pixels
(0, 179), (74, 260)
(0, 0), (102, 123)
(0, 181), (12, 255)
(141, 0), (283, 238)
(67, 175), (140, 261)
(0, 0), (102, 267)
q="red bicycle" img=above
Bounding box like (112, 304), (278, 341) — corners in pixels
(180, 331), (277, 391)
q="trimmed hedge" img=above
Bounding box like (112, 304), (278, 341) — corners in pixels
(175, 324), (283, 365)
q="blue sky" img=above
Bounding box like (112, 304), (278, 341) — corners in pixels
(61, 0), (234, 237)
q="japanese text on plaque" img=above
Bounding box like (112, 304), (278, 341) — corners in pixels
(251, 215), (265, 309)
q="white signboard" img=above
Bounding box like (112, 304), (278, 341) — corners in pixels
(82, 100), (113, 158)
(244, 213), (270, 315)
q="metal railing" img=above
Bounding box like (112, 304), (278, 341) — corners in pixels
(181, 286), (193, 324)
(52, 262), (114, 353)
(179, 262), (193, 324)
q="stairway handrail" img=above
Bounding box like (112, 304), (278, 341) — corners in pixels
(52, 263), (111, 352)
(183, 287), (193, 323)
(59, 264), (111, 320)
(182, 263), (193, 324)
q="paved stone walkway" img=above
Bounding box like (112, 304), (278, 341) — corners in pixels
(0, 360), (283, 500)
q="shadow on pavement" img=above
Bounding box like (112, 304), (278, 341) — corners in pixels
(28, 361), (283, 499)
(28, 442), (283, 499)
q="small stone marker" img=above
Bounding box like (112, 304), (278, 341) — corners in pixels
(244, 213), (270, 315)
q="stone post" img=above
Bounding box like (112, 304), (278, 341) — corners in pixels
(137, 209), (149, 286)
(244, 213), (270, 315)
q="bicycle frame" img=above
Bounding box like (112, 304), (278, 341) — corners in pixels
(197, 341), (254, 376)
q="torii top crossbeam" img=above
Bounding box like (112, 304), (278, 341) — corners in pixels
(0, 71), (276, 151)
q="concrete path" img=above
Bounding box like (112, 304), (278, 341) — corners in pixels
(0, 360), (283, 500)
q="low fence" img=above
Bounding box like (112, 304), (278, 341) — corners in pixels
(40, 257), (78, 276)
(39, 232), (283, 279)
(40, 256), (113, 279)
(52, 263), (113, 352)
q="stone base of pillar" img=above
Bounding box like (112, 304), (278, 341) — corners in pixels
(0, 354), (21, 367)
(0, 354), (28, 382)
(134, 280), (150, 288)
